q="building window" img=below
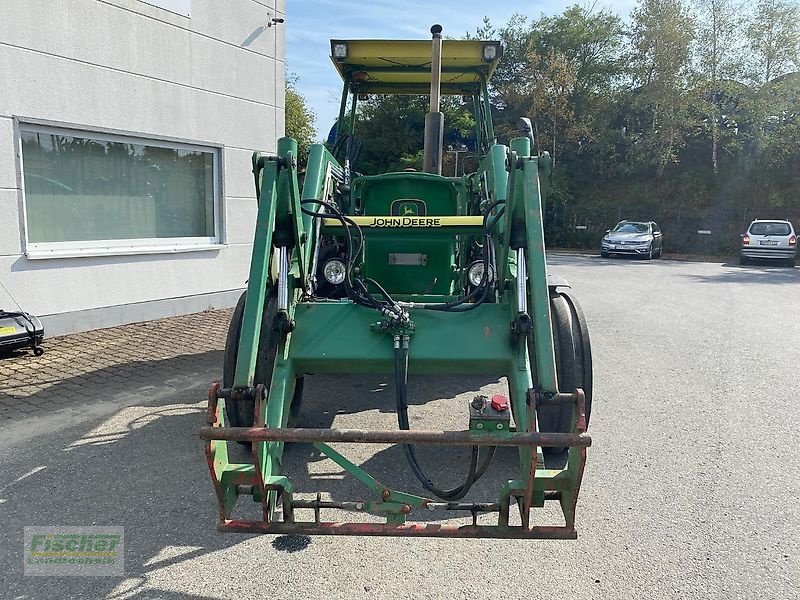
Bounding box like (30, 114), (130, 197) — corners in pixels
(20, 124), (220, 258)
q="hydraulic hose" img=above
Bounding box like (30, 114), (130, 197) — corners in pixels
(394, 335), (495, 501)
(302, 198), (501, 317)
(302, 199), (405, 319)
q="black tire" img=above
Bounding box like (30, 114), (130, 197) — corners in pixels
(600, 251), (609, 258)
(223, 291), (304, 429)
(786, 258), (795, 268)
(655, 246), (663, 259)
(739, 256), (748, 266)
(530, 288), (593, 465)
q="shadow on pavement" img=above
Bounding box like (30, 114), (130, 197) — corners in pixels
(0, 350), (223, 422)
(548, 253), (709, 267)
(2, 361), (521, 597)
(683, 263), (798, 284)
(1, 351), (248, 599)
(277, 373), (523, 525)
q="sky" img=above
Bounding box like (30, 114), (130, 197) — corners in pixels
(285, 0), (637, 138)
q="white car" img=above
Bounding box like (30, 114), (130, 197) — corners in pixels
(740, 219), (796, 267)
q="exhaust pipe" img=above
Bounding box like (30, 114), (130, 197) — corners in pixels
(423, 24), (444, 175)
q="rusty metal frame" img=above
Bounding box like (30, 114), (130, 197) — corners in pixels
(202, 385), (590, 539)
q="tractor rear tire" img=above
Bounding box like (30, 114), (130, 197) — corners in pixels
(531, 288), (593, 467)
(222, 290), (304, 430)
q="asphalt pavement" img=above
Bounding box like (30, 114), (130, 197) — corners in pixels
(1, 255), (798, 600)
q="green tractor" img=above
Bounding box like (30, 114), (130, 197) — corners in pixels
(201, 25), (593, 539)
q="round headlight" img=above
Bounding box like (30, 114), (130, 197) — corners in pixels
(323, 259), (347, 285)
(468, 261), (494, 287)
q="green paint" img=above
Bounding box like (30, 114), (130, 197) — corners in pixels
(204, 34), (590, 537)
(520, 157), (559, 393)
(233, 159), (278, 387)
(315, 443), (428, 508)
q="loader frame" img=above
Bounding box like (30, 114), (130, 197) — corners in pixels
(200, 34), (592, 539)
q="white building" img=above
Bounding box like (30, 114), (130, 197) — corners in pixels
(1, 0), (285, 335)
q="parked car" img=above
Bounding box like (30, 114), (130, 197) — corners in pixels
(740, 219), (796, 267)
(600, 220), (663, 259)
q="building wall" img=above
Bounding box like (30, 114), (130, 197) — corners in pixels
(0, 0), (285, 335)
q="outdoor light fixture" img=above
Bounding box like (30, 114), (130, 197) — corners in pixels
(468, 260), (494, 287)
(481, 43), (501, 62)
(331, 42), (348, 60)
(323, 259), (347, 285)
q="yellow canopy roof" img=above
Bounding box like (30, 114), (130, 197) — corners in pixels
(329, 39), (502, 95)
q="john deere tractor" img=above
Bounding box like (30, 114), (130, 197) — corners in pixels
(201, 25), (593, 539)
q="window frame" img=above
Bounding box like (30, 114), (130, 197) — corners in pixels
(18, 122), (223, 259)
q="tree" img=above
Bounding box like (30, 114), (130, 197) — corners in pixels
(503, 49), (577, 162)
(534, 5), (625, 115)
(692, 0), (745, 172)
(285, 75), (317, 166)
(488, 6), (624, 165)
(627, 0), (695, 175)
(353, 95), (475, 175)
(746, 0), (800, 84)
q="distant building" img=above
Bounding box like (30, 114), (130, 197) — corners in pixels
(1, 0), (285, 335)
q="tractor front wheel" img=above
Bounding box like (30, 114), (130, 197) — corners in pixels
(531, 288), (593, 466)
(222, 290), (304, 430)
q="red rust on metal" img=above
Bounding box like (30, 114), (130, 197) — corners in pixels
(522, 394), (539, 528)
(199, 426), (591, 448)
(562, 388), (589, 530)
(574, 388), (587, 434)
(250, 384), (271, 523)
(207, 383), (221, 425)
(217, 519), (578, 539)
(564, 446), (587, 530)
(204, 382), (230, 521)
(204, 442), (228, 521)
(253, 384), (267, 428)
(381, 488), (391, 500)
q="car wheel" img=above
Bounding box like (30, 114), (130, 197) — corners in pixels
(739, 256), (748, 266)
(644, 245), (653, 260)
(655, 246), (663, 258)
(786, 258), (795, 268)
(600, 251), (609, 258)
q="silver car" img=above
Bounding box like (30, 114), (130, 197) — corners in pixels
(740, 219), (796, 267)
(600, 220), (663, 259)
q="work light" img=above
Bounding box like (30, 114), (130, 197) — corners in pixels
(332, 42), (348, 60)
(323, 259), (347, 285)
(482, 43), (501, 62)
(468, 261), (494, 287)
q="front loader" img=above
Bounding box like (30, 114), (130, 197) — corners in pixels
(200, 25), (593, 539)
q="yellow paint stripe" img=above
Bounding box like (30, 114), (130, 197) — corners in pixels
(323, 216), (484, 228)
(31, 552), (118, 557)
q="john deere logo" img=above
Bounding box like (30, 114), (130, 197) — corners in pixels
(391, 199), (426, 216)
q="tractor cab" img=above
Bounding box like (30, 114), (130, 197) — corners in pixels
(321, 34), (503, 299)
